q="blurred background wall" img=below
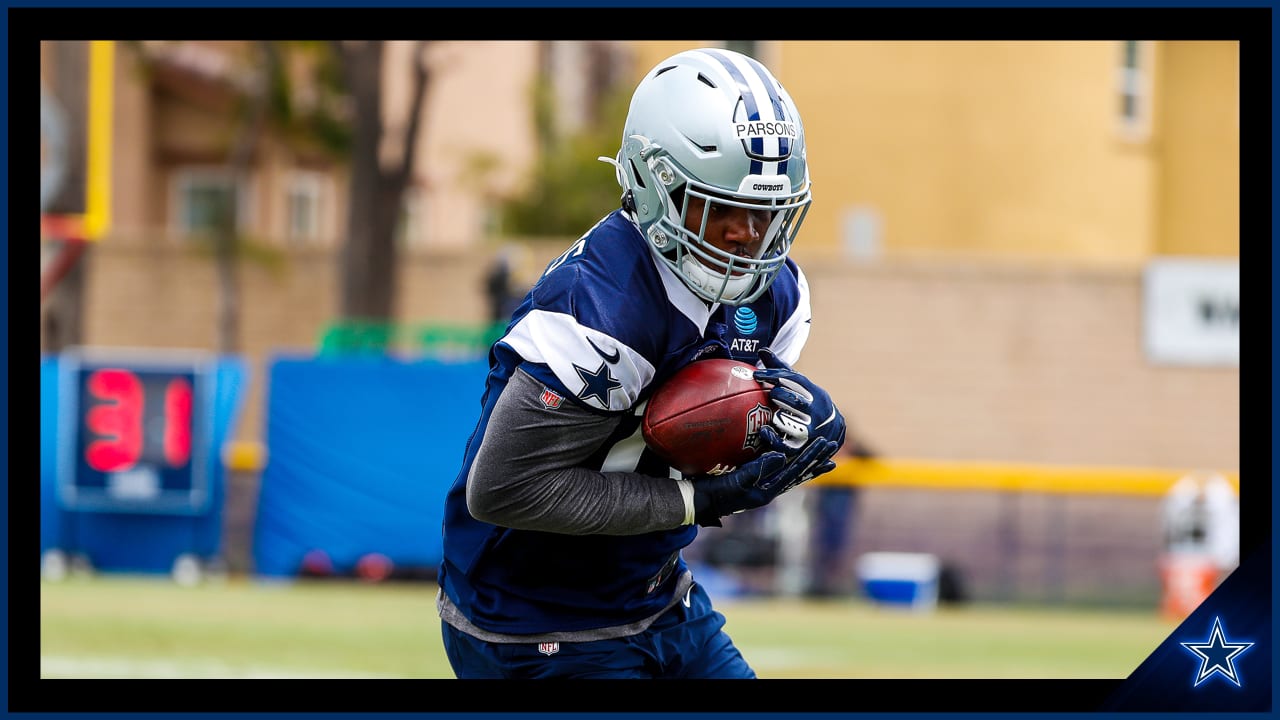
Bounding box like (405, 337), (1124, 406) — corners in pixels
(39, 39), (1241, 603)
(40, 39), (1239, 463)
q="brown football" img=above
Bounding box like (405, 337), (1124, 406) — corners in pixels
(641, 359), (774, 476)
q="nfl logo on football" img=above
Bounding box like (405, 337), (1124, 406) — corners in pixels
(537, 642), (560, 656)
(744, 403), (771, 449)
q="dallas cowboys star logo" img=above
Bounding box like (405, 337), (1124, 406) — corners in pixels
(573, 360), (621, 408)
(1180, 616), (1254, 687)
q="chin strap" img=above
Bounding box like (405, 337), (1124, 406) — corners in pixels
(680, 254), (754, 303)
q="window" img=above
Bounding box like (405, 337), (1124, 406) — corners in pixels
(396, 189), (426, 250)
(1117, 41), (1153, 140)
(286, 172), (325, 245)
(172, 169), (250, 238)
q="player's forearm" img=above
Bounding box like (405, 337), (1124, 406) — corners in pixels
(468, 463), (686, 535)
(465, 367), (688, 535)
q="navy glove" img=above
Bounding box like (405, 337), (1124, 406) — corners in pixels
(753, 348), (847, 453)
(690, 426), (841, 527)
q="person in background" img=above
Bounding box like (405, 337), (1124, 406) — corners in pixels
(436, 47), (845, 679)
(804, 427), (877, 598)
(483, 244), (530, 324)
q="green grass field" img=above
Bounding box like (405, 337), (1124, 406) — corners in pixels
(40, 574), (1179, 679)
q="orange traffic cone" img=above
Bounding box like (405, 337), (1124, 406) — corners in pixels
(1158, 553), (1220, 621)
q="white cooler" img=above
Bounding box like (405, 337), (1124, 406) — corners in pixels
(855, 551), (941, 611)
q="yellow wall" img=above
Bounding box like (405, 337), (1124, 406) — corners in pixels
(622, 41), (1238, 264)
(1154, 41), (1240, 256)
(51, 40), (1237, 263)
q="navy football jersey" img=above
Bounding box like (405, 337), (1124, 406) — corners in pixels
(439, 209), (811, 637)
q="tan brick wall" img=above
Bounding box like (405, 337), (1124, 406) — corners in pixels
(51, 237), (1239, 476)
(797, 253), (1238, 471)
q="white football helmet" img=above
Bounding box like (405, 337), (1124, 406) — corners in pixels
(602, 48), (812, 306)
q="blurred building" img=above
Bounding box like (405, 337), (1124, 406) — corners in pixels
(39, 38), (1239, 475)
(634, 40), (1239, 262)
(42, 40), (1238, 263)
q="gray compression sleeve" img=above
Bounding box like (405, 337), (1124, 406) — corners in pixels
(465, 367), (689, 535)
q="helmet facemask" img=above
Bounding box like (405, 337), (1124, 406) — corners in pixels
(605, 48), (814, 306)
(610, 136), (811, 306)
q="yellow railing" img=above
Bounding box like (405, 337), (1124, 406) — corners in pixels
(223, 441), (267, 473)
(224, 441), (1238, 498)
(813, 458), (1240, 497)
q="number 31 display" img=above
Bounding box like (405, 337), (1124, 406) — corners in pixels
(58, 351), (213, 514)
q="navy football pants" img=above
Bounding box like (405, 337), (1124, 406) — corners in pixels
(442, 582), (756, 678)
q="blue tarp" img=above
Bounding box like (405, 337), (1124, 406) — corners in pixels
(252, 355), (486, 578)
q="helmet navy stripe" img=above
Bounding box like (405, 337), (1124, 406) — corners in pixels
(703, 49), (794, 176)
(702, 48), (769, 175)
(741, 55), (788, 121)
(741, 54), (791, 162)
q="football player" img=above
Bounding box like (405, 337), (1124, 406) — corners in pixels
(438, 47), (846, 679)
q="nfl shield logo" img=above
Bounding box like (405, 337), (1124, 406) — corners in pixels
(540, 388), (564, 409)
(537, 642), (560, 656)
(744, 403), (772, 449)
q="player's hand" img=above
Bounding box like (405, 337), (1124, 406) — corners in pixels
(689, 431), (840, 527)
(754, 348), (847, 453)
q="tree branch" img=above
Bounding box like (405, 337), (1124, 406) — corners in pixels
(393, 41), (430, 189)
